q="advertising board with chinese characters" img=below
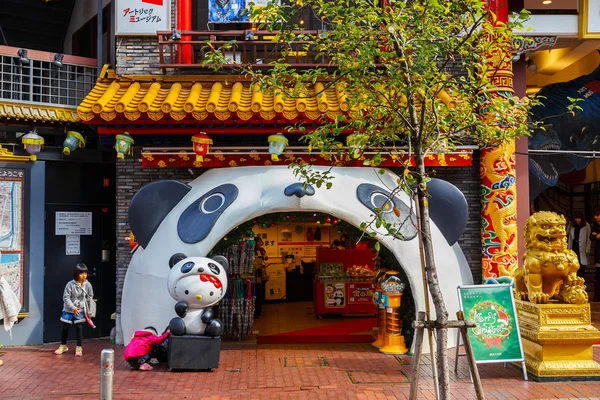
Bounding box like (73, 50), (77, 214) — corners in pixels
(457, 284), (525, 370)
(348, 283), (375, 303)
(116, 0), (170, 36)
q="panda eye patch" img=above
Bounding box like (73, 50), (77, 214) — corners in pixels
(357, 183), (417, 241)
(181, 262), (195, 273)
(208, 263), (220, 275)
(178, 184), (239, 244)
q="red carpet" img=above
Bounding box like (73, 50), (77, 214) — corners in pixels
(257, 317), (376, 344)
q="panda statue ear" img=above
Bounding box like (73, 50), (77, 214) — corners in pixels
(169, 253), (187, 269)
(129, 180), (191, 249)
(211, 255), (229, 273)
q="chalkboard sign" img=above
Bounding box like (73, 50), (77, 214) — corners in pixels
(456, 284), (527, 380)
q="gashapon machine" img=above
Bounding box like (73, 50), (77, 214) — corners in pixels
(377, 271), (409, 355)
(371, 268), (388, 348)
(313, 249), (377, 317)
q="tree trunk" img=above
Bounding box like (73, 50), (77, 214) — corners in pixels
(414, 143), (450, 399)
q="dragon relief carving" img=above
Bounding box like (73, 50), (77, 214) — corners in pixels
(514, 211), (588, 304)
(481, 141), (518, 278)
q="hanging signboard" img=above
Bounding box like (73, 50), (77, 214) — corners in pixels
(116, 0), (171, 36)
(456, 284), (527, 380)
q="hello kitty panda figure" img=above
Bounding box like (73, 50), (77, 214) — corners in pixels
(167, 253), (228, 336)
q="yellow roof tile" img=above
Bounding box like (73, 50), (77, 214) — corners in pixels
(77, 75), (347, 123)
(0, 101), (80, 123)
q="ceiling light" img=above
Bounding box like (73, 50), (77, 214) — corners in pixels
(17, 49), (29, 65)
(52, 53), (64, 68)
(542, 0), (552, 4)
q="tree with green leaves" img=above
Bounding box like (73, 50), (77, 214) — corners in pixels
(205, 0), (535, 397)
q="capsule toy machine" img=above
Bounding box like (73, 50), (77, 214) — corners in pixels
(313, 249), (377, 317)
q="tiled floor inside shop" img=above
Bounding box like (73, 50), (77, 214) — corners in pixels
(252, 301), (376, 343)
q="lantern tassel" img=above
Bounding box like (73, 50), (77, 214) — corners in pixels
(196, 155), (203, 163)
(271, 154), (280, 162)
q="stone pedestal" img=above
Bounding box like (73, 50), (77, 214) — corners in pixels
(515, 300), (600, 379)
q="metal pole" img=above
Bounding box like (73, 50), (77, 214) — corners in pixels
(100, 349), (114, 400)
(97, 0), (103, 75)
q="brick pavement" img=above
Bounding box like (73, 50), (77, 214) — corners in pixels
(1, 339), (600, 400)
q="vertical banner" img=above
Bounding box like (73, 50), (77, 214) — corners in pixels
(116, 0), (171, 35)
(457, 284), (526, 375)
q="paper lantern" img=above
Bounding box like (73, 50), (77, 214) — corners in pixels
(62, 131), (86, 156)
(115, 132), (134, 159)
(346, 133), (367, 159)
(268, 133), (288, 161)
(22, 131), (44, 161)
(191, 132), (213, 163)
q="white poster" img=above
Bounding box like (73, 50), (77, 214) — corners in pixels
(265, 263), (286, 300)
(116, 0), (171, 36)
(56, 212), (92, 236)
(66, 235), (81, 256)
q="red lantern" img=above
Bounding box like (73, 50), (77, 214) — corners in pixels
(191, 132), (213, 164)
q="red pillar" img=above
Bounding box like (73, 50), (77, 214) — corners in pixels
(178, 0), (193, 64)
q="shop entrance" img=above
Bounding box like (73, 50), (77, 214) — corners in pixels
(210, 212), (415, 346)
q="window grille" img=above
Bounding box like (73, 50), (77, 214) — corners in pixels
(0, 55), (96, 107)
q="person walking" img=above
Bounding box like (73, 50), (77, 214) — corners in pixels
(53, 263), (94, 357)
(568, 210), (592, 278)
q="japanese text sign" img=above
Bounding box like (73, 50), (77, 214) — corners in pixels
(116, 0), (170, 36)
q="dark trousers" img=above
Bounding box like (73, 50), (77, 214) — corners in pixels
(255, 283), (264, 317)
(127, 353), (152, 369)
(61, 322), (83, 346)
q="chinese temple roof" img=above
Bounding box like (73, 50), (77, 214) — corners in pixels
(0, 101), (80, 124)
(77, 72), (347, 123)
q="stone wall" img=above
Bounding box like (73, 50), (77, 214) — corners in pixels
(428, 152), (482, 284)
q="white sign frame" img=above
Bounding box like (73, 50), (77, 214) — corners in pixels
(55, 212), (92, 236)
(455, 284), (528, 381)
(116, 0), (171, 36)
(580, 0), (600, 39)
(66, 235), (81, 256)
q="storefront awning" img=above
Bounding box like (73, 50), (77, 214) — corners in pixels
(0, 101), (80, 123)
(77, 71), (348, 124)
(141, 147), (474, 168)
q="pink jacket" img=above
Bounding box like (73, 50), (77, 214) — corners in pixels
(124, 330), (169, 360)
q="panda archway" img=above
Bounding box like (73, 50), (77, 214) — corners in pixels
(120, 166), (473, 347)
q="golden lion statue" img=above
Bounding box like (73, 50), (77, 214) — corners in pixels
(514, 211), (587, 304)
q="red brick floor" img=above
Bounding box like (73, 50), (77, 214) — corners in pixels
(1, 339), (600, 399)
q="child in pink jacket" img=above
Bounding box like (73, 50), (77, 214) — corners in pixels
(124, 326), (169, 371)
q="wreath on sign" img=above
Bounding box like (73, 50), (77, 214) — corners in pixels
(468, 300), (513, 349)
